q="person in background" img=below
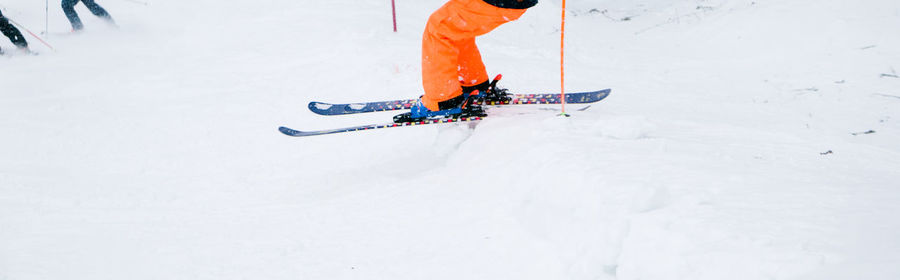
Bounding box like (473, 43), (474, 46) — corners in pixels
(61, 0), (115, 31)
(0, 9), (30, 54)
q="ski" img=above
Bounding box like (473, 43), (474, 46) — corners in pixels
(308, 89), (611, 116)
(280, 88), (611, 137)
(279, 116), (485, 137)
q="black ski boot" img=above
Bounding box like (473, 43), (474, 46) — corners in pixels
(463, 74), (512, 103)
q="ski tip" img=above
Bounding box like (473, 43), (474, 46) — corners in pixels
(308, 101), (333, 109)
(279, 126), (336, 137)
(278, 126), (303, 136)
(308, 101), (342, 116)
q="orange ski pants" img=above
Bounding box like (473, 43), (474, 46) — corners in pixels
(421, 0), (528, 111)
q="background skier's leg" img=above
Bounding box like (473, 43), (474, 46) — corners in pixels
(61, 0), (84, 30)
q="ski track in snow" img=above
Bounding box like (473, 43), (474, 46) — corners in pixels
(2, 0), (899, 279)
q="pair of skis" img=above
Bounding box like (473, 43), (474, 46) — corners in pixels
(279, 89), (611, 137)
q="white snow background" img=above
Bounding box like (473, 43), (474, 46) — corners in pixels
(2, 0), (899, 279)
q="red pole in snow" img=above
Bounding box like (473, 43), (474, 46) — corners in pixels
(391, 0), (398, 32)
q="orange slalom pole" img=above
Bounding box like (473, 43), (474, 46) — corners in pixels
(559, 0), (568, 116)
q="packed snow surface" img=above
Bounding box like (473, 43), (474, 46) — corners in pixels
(2, 0), (899, 279)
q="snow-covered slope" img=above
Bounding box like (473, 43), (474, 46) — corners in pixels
(2, 0), (899, 279)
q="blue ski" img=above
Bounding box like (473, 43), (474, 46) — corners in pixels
(308, 89), (611, 116)
(280, 89), (610, 137)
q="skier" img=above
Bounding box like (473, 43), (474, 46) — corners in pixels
(0, 9), (30, 54)
(399, 0), (538, 122)
(61, 0), (115, 31)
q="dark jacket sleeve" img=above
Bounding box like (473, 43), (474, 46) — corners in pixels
(1, 11), (29, 48)
(482, 0), (538, 9)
